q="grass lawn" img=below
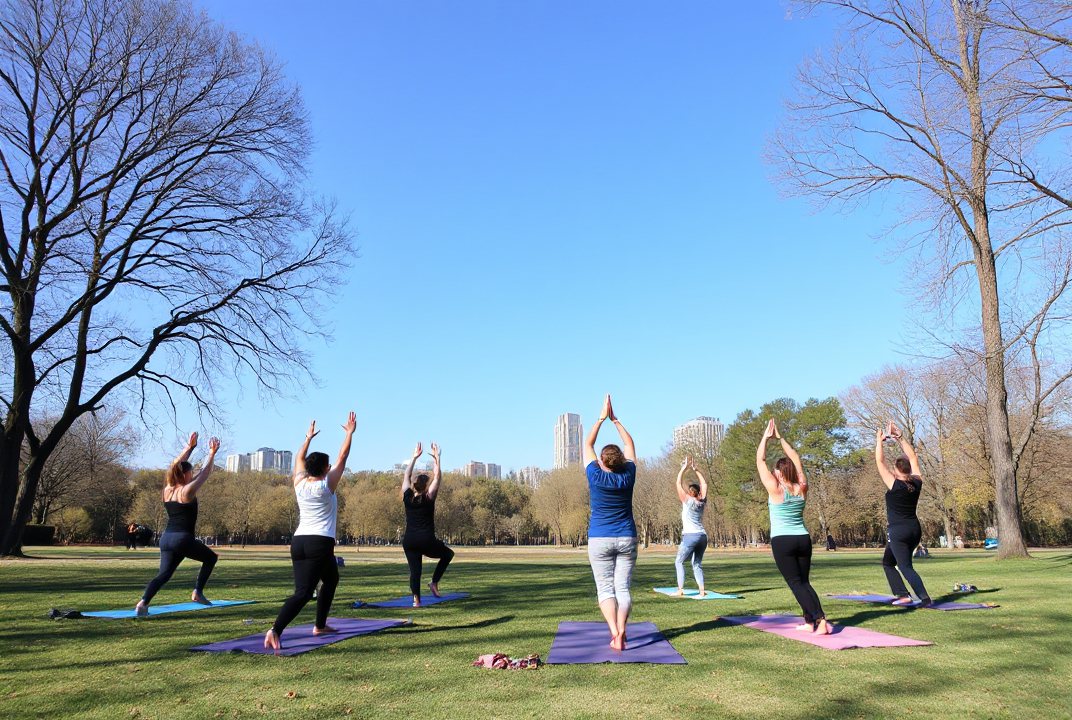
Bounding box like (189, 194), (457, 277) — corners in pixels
(0, 544), (1069, 719)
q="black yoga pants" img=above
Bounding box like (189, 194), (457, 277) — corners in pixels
(142, 531), (218, 603)
(402, 537), (454, 599)
(770, 534), (825, 624)
(883, 523), (930, 601)
(272, 535), (339, 635)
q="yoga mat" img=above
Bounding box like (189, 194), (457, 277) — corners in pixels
(721, 615), (932, 650)
(545, 621), (686, 664)
(352, 592), (468, 609)
(826, 594), (998, 610)
(653, 587), (742, 600)
(82, 600), (255, 618)
(190, 618), (409, 656)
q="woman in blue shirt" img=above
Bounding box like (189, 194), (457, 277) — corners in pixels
(583, 394), (638, 651)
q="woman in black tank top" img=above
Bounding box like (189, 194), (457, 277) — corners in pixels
(136, 433), (222, 617)
(400, 443), (454, 607)
(874, 423), (931, 606)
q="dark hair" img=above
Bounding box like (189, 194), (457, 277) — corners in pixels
(687, 484), (701, 497)
(894, 457), (912, 476)
(305, 451), (330, 478)
(166, 461), (193, 487)
(412, 474), (430, 502)
(774, 457), (799, 487)
(601, 444), (628, 473)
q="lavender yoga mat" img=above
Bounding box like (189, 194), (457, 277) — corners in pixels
(721, 615), (932, 650)
(545, 621), (686, 664)
(190, 618), (409, 656)
(352, 592), (468, 609)
(826, 594), (998, 610)
(82, 600), (254, 618)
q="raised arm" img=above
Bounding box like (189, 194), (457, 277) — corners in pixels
(890, 422), (921, 476)
(174, 431), (198, 466)
(774, 423), (807, 492)
(693, 459), (708, 501)
(180, 437), (220, 501)
(326, 412), (356, 492)
(874, 427), (896, 490)
(400, 442), (422, 498)
(584, 395), (613, 465)
(295, 421), (319, 479)
(606, 395), (636, 461)
(426, 443), (443, 500)
(756, 419), (781, 499)
(675, 457), (690, 503)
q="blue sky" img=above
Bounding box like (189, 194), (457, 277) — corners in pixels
(154, 1), (906, 472)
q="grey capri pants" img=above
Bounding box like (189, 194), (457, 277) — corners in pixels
(588, 536), (638, 605)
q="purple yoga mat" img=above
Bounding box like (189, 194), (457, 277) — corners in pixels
(190, 618), (409, 656)
(826, 594), (998, 610)
(545, 621), (686, 664)
(352, 592), (468, 609)
(721, 615), (932, 650)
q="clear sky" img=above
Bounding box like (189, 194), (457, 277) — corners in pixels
(152, 1), (907, 472)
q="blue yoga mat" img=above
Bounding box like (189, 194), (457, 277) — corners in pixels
(653, 587), (742, 600)
(546, 621), (686, 664)
(352, 592), (468, 609)
(826, 594), (997, 610)
(82, 600), (255, 618)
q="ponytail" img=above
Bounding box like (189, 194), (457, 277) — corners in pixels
(166, 461), (192, 488)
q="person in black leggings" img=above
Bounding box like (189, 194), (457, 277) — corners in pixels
(875, 422), (932, 606)
(136, 433), (221, 616)
(265, 414), (355, 651)
(401, 442), (454, 607)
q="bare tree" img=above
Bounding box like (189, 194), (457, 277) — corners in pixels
(0, 0), (354, 554)
(770, 0), (1072, 557)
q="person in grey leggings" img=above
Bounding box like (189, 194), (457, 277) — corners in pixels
(670, 456), (708, 596)
(583, 394), (638, 651)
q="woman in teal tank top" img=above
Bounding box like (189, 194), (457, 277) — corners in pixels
(757, 419), (831, 635)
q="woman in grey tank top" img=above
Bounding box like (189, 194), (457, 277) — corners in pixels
(670, 456), (708, 596)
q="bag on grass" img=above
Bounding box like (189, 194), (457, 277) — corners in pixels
(49, 608), (84, 620)
(472, 653), (539, 670)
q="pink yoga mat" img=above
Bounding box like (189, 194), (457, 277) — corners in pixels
(721, 615), (933, 650)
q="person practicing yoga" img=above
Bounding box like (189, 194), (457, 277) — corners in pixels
(757, 419), (832, 635)
(401, 442), (454, 607)
(584, 394), (638, 651)
(669, 456), (708, 596)
(136, 433), (221, 616)
(875, 421), (932, 606)
(264, 413), (355, 650)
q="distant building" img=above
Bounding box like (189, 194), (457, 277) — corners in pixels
(486, 463), (501, 480)
(226, 453), (251, 473)
(518, 466), (547, 489)
(462, 461), (487, 478)
(554, 413), (583, 469)
(673, 417), (725, 455)
(246, 447), (294, 475)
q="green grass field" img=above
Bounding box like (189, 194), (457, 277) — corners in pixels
(0, 545), (1069, 719)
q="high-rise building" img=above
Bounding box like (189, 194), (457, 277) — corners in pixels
(673, 417), (725, 454)
(518, 466), (547, 489)
(246, 447), (294, 475)
(554, 413), (583, 469)
(462, 461), (487, 478)
(486, 463), (501, 480)
(226, 453), (251, 473)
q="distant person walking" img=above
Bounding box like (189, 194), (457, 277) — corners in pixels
(670, 456), (708, 596)
(400, 442), (454, 607)
(757, 419), (832, 635)
(126, 523), (138, 550)
(875, 422), (932, 606)
(264, 413), (355, 651)
(583, 394), (638, 651)
(136, 433), (221, 616)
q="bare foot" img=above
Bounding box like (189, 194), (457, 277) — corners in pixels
(428, 581), (441, 598)
(412, 596), (421, 608)
(814, 618), (833, 635)
(891, 596), (914, 606)
(135, 601), (149, 618)
(669, 589), (685, 597)
(610, 630), (626, 651)
(795, 622), (815, 632)
(192, 590), (211, 605)
(264, 629), (281, 651)
(312, 624), (337, 635)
